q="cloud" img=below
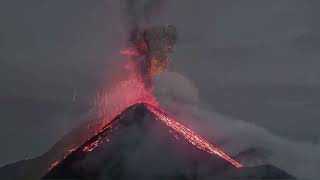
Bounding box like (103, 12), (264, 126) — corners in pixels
(154, 71), (320, 179)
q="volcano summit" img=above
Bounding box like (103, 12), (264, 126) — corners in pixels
(43, 103), (294, 180)
(44, 103), (236, 179)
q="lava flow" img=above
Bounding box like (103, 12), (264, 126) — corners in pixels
(146, 104), (243, 168)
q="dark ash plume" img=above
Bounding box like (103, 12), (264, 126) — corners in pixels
(123, 0), (168, 29)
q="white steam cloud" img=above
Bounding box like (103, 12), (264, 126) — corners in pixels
(153, 71), (320, 180)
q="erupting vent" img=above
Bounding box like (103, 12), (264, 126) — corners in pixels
(45, 33), (242, 179)
(44, 103), (242, 179)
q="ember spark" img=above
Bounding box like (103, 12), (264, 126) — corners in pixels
(48, 161), (60, 171)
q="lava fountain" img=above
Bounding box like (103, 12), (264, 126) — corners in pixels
(94, 57), (242, 168)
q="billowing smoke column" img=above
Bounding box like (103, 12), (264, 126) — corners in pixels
(120, 25), (177, 86)
(122, 0), (176, 86)
(124, 0), (168, 29)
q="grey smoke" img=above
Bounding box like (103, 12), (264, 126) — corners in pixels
(154, 72), (320, 180)
(123, 0), (167, 29)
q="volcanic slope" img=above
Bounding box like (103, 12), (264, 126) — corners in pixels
(43, 103), (294, 180)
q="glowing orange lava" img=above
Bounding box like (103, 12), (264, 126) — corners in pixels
(146, 104), (243, 168)
(120, 48), (139, 57)
(83, 137), (101, 152)
(95, 60), (158, 128)
(48, 161), (60, 171)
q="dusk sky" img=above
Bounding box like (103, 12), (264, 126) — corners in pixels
(1, 0), (320, 169)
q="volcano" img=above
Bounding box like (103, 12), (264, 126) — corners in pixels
(43, 103), (294, 180)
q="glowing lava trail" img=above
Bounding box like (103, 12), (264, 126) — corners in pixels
(146, 104), (243, 168)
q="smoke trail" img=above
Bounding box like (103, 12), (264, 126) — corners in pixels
(153, 72), (320, 180)
(123, 0), (168, 29)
